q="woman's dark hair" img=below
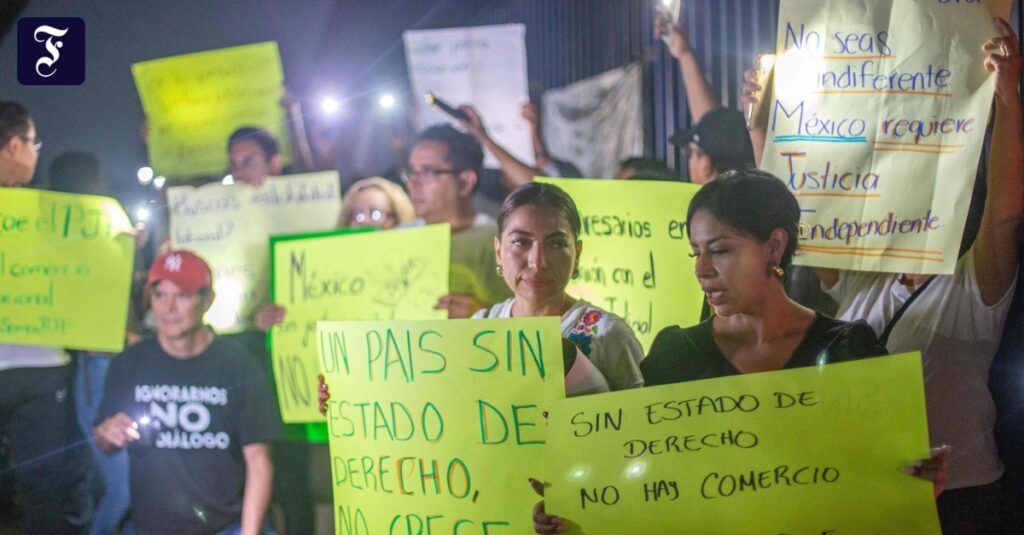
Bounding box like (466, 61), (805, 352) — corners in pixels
(686, 168), (801, 267)
(498, 182), (582, 240)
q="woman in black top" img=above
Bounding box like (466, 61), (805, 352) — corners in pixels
(532, 169), (949, 534)
(640, 169), (887, 385)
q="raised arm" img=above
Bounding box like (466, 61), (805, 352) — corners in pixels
(459, 104), (542, 189)
(741, 60), (769, 167)
(974, 17), (1024, 305)
(656, 12), (721, 122)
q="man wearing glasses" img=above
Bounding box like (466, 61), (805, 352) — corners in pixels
(402, 124), (513, 318)
(0, 101), (99, 534)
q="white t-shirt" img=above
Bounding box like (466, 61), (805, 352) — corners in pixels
(404, 213), (513, 306)
(826, 249), (1015, 489)
(0, 343), (70, 371)
(473, 298), (645, 395)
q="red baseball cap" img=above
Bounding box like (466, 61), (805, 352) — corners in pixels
(146, 250), (213, 294)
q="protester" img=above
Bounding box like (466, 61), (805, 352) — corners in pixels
(227, 127), (283, 187)
(402, 124), (513, 317)
(94, 250), (280, 535)
(337, 176), (416, 229)
(316, 182), (644, 406)
(0, 101), (100, 535)
(655, 10), (755, 185)
(48, 151), (135, 535)
(811, 20), (1023, 534)
(473, 182), (644, 393)
(531, 169), (950, 534)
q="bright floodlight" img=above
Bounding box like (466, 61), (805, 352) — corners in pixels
(153, 176), (166, 190)
(135, 207), (150, 222)
(321, 97), (340, 115)
(137, 166), (154, 185)
(379, 94), (396, 110)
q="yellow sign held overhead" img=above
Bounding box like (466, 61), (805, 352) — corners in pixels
(761, 0), (1009, 274)
(132, 41), (291, 178)
(0, 189), (134, 352)
(269, 225), (451, 422)
(545, 353), (940, 533)
(318, 317), (565, 534)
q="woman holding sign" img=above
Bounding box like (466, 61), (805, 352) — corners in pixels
(531, 170), (949, 533)
(472, 182), (646, 395)
(316, 182), (645, 408)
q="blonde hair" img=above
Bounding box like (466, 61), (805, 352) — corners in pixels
(338, 177), (416, 228)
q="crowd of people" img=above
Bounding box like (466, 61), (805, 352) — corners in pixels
(2, 10), (1023, 535)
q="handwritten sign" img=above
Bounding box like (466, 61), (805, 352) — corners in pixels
(545, 353), (939, 533)
(132, 41), (290, 178)
(318, 317), (565, 534)
(404, 24), (532, 167)
(761, 0), (1009, 274)
(270, 225), (451, 422)
(168, 172), (341, 333)
(536, 178), (704, 351)
(0, 189), (134, 352)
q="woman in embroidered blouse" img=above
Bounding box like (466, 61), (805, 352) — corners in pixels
(471, 182), (646, 397)
(317, 182), (645, 414)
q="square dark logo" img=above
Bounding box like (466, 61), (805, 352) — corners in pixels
(17, 17), (85, 85)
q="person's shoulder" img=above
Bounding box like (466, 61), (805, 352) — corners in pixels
(815, 315), (887, 359)
(206, 337), (263, 372)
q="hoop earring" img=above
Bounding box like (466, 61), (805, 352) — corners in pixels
(572, 268), (580, 280)
(768, 262), (785, 279)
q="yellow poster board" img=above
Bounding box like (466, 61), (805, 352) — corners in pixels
(270, 225), (451, 422)
(168, 172), (341, 333)
(545, 353), (940, 533)
(536, 178), (704, 351)
(318, 317), (565, 534)
(761, 0), (1009, 274)
(0, 189), (134, 352)
(132, 41), (290, 178)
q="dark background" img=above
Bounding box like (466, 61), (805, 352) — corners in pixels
(0, 0), (781, 208)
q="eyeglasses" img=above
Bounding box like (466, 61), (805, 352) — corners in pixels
(401, 167), (460, 184)
(350, 209), (392, 224)
(20, 135), (41, 153)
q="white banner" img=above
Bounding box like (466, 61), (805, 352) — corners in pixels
(542, 63), (643, 179)
(404, 24), (532, 167)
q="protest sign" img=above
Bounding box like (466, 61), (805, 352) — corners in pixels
(761, 0), (1010, 274)
(0, 189), (134, 352)
(537, 178), (704, 351)
(168, 171), (340, 333)
(404, 24), (532, 167)
(546, 353), (939, 533)
(270, 225), (451, 422)
(132, 41), (290, 178)
(319, 317), (565, 534)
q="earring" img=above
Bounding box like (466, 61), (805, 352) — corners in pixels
(496, 265), (504, 276)
(768, 262), (785, 279)
(572, 268), (580, 280)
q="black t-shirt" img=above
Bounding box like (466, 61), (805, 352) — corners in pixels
(641, 313), (887, 386)
(95, 336), (281, 535)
